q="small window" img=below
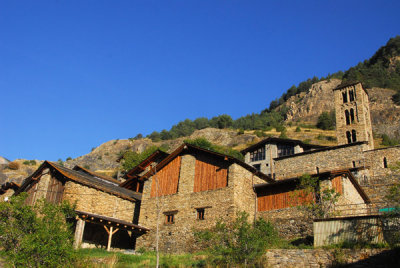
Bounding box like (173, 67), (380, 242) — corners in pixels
(346, 131), (352, 144)
(342, 91), (348, 103)
(165, 214), (174, 224)
(197, 208), (205, 220)
(350, 109), (355, 123)
(352, 130), (357, 142)
(352, 161), (356, 168)
(345, 110), (350, 125)
(349, 90), (355, 102)
(383, 157), (388, 168)
(253, 164), (261, 171)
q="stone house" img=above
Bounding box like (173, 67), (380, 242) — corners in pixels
(254, 169), (371, 239)
(126, 143), (272, 253)
(14, 161), (148, 250)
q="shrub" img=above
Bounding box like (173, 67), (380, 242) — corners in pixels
(23, 160), (36, 166)
(8, 161), (19, 170)
(195, 212), (279, 266)
(66, 157), (72, 161)
(57, 159), (64, 167)
(279, 130), (288, 139)
(275, 124), (286, 132)
(295, 126), (301, 132)
(381, 134), (399, 146)
(0, 194), (77, 267)
(237, 128), (244, 135)
(316, 111), (336, 130)
(254, 130), (267, 137)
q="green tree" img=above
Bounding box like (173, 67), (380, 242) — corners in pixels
(121, 146), (163, 171)
(195, 212), (279, 266)
(0, 194), (77, 267)
(184, 137), (244, 161)
(316, 111), (336, 130)
(295, 174), (341, 219)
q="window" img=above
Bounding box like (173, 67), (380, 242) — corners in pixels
(250, 147), (265, 162)
(352, 130), (357, 142)
(277, 144), (294, 157)
(346, 131), (352, 144)
(350, 108), (355, 123)
(349, 90), (355, 102)
(165, 214), (174, 224)
(253, 164), (261, 171)
(342, 91), (348, 103)
(197, 208), (205, 220)
(352, 161), (356, 168)
(345, 110), (350, 125)
(383, 157), (388, 168)
(164, 210), (178, 224)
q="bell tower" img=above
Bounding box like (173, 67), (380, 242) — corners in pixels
(333, 82), (374, 150)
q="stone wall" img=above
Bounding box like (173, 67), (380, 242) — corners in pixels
(258, 207), (312, 239)
(136, 154), (266, 253)
(265, 248), (398, 268)
(63, 181), (136, 222)
(274, 143), (366, 179)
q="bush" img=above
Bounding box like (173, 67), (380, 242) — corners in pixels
(8, 161), (19, 170)
(195, 212), (279, 266)
(275, 124), (286, 132)
(295, 126), (301, 132)
(23, 160), (36, 166)
(254, 130), (267, 137)
(184, 138), (244, 161)
(237, 128), (244, 135)
(0, 194), (77, 267)
(381, 134), (399, 146)
(316, 111), (336, 130)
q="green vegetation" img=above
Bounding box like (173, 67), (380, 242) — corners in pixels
(23, 160), (37, 166)
(195, 211), (279, 266)
(381, 134), (399, 146)
(0, 194), (77, 267)
(295, 126), (301, 132)
(77, 248), (204, 267)
(316, 111), (336, 130)
(184, 137), (244, 161)
(57, 159), (64, 167)
(121, 145), (169, 172)
(66, 157), (72, 161)
(295, 174), (341, 219)
(146, 111), (286, 142)
(342, 36), (400, 104)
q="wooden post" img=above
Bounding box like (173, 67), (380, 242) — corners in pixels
(104, 226), (119, 251)
(73, 219), (85, 249)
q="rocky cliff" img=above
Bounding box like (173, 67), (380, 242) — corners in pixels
(282, 79), (400, 138)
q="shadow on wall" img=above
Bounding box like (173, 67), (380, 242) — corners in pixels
(330, 248), (400, 267)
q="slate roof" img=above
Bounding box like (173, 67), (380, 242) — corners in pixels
(17, 161), (141, 201)
(135, 143), (274, 183)
(241, 137), (326, 154)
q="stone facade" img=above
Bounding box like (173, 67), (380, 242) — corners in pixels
(136, 153), (266, 253)
(63, 181), (136, 222)
(334, 82), (374, 150)
(274, 143), (366, 179)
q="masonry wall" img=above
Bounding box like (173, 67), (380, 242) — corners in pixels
(63, 181), (136, 222)
(360, 146), (400, 204)
(274, 143), (366, 179)
(136, 154), (266, 253)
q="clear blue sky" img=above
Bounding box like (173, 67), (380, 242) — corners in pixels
(1, 1), (399, 161)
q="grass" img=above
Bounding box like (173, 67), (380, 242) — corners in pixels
(77, 248), (206, 267)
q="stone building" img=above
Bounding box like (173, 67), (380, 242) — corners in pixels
(334, 82), (374, 150)
(241, 137), (325, 177)
(129, 143), (272, 253)
(14, 161), (148, 250)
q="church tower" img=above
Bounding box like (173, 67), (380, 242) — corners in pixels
(333, 82), (374, 150)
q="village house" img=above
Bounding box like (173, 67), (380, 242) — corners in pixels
(13, 161), (148, 250)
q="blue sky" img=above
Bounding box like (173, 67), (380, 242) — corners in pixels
(1, 0), (399, 161)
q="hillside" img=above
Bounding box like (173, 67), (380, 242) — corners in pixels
(281, 79), (400, 138)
